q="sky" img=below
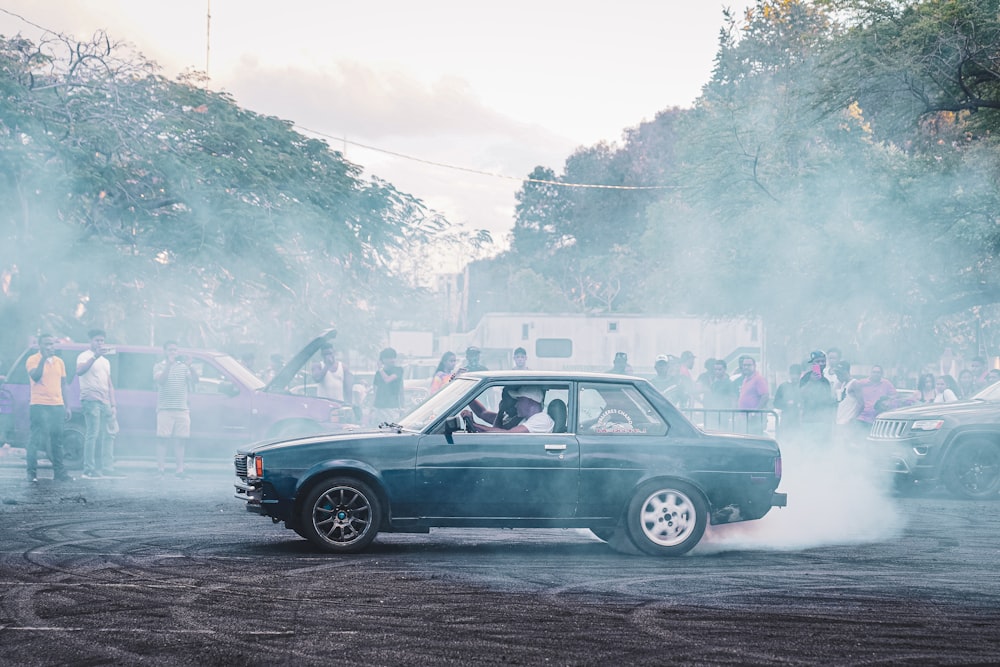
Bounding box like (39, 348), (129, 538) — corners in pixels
(0, 1), (752, 251)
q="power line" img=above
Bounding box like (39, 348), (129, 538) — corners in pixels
(0, 8), (678, 192)
(0, 7), (56, 34)
(295, 125), (681, 191)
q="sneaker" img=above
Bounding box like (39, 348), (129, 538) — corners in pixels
(174, 471), (190, 480)
(27, 476), (38, 484)
(80, 472), (103, 480)
(54, 473), (76, 482)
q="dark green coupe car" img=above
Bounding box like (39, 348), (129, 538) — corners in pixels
(234, 371), (787, 556)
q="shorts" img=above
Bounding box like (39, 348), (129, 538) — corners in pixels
(157, 410), (191, 438)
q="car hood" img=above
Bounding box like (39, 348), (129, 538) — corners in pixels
(239, 427), (408, 455)
(879, 399), (995, 420)
(262, 328), (337, 392)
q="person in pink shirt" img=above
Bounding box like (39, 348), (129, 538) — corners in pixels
(737, 355), (769, 434)
(850, 365), (897, 426)
(737, 356), (769, 409)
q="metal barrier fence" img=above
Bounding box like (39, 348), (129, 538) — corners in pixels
(681, 408), (781, 439)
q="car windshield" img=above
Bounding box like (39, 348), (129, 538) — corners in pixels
(211, 353), (265, 390)
(972, 380), (1000, 401)
(397, 376), (479, 432)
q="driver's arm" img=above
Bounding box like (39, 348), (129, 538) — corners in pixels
(468, 399), (497, 424)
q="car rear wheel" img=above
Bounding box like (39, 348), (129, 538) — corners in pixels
(942, 439), (1000, 500)
(300, 477), (381, 553)
(625, 480), (708, 556)
(589, 527), (617, 542)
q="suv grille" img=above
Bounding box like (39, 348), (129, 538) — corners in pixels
(234, 454), (247, 479)
(870, 419), (909, 439)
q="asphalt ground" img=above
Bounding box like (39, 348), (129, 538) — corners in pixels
(1, 452), (999, 666)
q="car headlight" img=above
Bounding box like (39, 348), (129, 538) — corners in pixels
(246, 455), (262, 479)
(911, 420), (944, 431)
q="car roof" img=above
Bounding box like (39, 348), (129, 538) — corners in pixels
(460, 370), (643, 382)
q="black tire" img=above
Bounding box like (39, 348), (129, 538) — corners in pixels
(299, 477), (382, 553)
(625, 479), (708, 556)
(942, 439), (1000, 500)
(61, 426), (85, 469)
(589, 527), (617, 542)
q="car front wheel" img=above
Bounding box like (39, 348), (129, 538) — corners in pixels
(625, 480), (708, 556)
(942, 439), (1000, 500)
(300, 477), (382, 553)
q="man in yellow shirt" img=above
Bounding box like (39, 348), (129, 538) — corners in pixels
(25, 334), (74, 483)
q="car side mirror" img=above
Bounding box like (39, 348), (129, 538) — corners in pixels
(443, 415), (463, 444)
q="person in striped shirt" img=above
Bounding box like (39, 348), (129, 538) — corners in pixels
(153, 341), (198, 478)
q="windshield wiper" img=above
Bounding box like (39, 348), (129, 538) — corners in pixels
(378, 422), (404, 432)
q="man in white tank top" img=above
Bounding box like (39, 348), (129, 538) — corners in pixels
(312, 343), (352, 403)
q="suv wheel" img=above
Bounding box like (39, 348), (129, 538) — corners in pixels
(299, 477), (381, 553)
(942, 439), (1000, 500)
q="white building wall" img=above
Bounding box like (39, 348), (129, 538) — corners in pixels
(451, 313), (764, 375)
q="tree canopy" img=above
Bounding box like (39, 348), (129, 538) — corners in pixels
(488, 0), (1000, 368)
(6, 2), (1000, 372)
(0, 30), (459, 361)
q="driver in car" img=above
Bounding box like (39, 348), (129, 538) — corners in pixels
(462, 386), (554, 433)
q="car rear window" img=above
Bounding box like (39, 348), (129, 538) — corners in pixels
(579, 383), (667, 436)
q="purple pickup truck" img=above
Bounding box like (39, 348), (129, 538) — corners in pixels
(0, 330), (356, 465)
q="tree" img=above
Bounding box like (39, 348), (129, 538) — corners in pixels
(820, 0), (1000, 139)
(0, 31), (447, 362)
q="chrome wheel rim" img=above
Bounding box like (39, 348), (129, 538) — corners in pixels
(312, 485), (373, 545)
(639, 489), (695, 547)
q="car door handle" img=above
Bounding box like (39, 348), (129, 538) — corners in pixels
(544, 444), (567, 451)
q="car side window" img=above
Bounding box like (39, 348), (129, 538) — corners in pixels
(462, 385), (507, 430)
(579, 383), (667, 436)
(461, 384), (571, 434)
(191, 359), (239, 396)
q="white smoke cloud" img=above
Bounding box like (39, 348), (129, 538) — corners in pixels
(697, 434), (907, 553)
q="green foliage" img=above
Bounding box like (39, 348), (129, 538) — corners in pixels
(493, 0), (1000, 368)
(0, 31), (445, 362)
(501, 111), (683, 313)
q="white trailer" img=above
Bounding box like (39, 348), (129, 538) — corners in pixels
(442, 312), (764, 375)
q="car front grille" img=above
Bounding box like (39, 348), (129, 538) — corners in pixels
(870, 419), (909, 439)
(234, 454), (247, 479)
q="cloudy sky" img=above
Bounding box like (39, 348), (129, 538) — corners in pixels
(1, 1), (751, 247)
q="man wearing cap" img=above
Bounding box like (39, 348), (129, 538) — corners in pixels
(608, 352), (632, 374)
(462, 386), (553, 433)
(463, 346), (487, 373)
(799, 350), (836, 442)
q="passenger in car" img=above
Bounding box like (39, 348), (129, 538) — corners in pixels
(463, 386), (554, 433)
